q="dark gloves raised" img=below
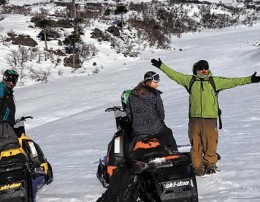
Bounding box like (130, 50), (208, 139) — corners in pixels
(151, 58), (162, 68)
(251, 72), (260, 83)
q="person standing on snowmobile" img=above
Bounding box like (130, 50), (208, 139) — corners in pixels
(0, 69), (19, 149)
(151, 58), (260, 176)
(125, 71), (177, 153)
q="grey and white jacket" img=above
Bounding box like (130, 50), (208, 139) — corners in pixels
(126, 88), (165, 135)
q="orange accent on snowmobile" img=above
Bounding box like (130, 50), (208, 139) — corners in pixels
(133, 138), (160, 151)
(164, 155), (180, 160)
(107, 166), (117, 177)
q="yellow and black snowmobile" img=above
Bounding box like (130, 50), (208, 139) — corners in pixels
(0, 116), (53, 202)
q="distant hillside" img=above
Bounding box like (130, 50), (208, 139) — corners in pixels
(1, 0), (260, 83)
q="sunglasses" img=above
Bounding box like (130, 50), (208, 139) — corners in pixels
(5, 76), (18, 84)
(197, 66), (209, 71)
(145, 74), (160, 83)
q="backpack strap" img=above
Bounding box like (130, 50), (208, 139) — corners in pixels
(209, 76), (222, 129)
(209, 76), (217, 92)
(186, 75), (196, 94)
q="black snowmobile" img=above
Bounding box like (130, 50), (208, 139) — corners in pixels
(0, 116), (53, 202)
(97, 106), (198, 202)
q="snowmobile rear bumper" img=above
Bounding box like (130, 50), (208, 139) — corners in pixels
(148, 155), (198, 201)
(158, 178), (198, 201)
(0, 163), (31, 202)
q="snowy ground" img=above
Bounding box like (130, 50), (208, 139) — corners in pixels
(1, 1), (260, 201)
(12, 23), (260, 202)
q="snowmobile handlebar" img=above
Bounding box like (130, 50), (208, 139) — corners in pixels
(105, 106), (124, 112)
(15, 116), (33, 123)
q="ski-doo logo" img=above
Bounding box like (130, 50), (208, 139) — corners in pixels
(163, 180), (190, 189)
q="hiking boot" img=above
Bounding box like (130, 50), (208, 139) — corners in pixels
(205, 164), (218, 174)
(206, 168), (216, 174)
(193, 167), (205, 176)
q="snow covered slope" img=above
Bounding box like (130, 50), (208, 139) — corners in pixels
(12, 23), (260, 201)
(1, 0), (260, 201)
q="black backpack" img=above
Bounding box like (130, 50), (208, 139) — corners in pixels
(0, 97), (19, 151)
(0, 123), (20, 151)
(186, 75), (222, 129)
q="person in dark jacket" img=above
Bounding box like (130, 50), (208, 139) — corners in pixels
(0, 69), (19, 150)
(151, 58), (260, 175)
(126, 71), (177, 152)
(0, 69), (19, 125)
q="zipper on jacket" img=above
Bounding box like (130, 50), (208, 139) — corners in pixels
(200, 80), (203, 117)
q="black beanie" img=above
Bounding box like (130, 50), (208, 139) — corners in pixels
(193, 60), (209, 74)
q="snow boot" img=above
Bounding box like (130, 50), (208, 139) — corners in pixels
(193, 167), (205, 176)
(205, 164), (218, 174)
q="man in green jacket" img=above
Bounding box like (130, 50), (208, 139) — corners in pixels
(151, 58), (260, 176)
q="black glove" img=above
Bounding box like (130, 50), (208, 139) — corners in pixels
(151, 58), (162, 68)
(251, 72), (260, 83)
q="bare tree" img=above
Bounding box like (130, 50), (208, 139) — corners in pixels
(29, 67), (50, 82)
(115, 5), (128, 31)
(72, 0), (76, 19)
(80, 43), (97, 61)
(37, 51), (44, 64)
(29, 47), (38, 61)
(37, 19), (51, 51)
(18, 46), (29, 66)
(0, 34), (7, 45)
(6, 49), (19, 68)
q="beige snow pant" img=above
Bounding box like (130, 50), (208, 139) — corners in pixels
(188, 118), (218, 169)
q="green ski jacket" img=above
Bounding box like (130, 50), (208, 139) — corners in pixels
(160, 63), (252, 118)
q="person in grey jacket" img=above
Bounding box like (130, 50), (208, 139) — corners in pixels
(96, 71), (178, 202)
(126, 71), (177, 152)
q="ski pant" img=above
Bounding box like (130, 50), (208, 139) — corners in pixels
(188, 118), (218, 169)
(156, 126), (178, 151)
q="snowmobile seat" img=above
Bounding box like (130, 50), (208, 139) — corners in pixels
(128, 135), (164, 160)
(142, 151), (165, 160)
(0, 142), (20, 151)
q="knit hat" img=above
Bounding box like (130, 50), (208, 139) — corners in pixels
(192, 60), (209, 74)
